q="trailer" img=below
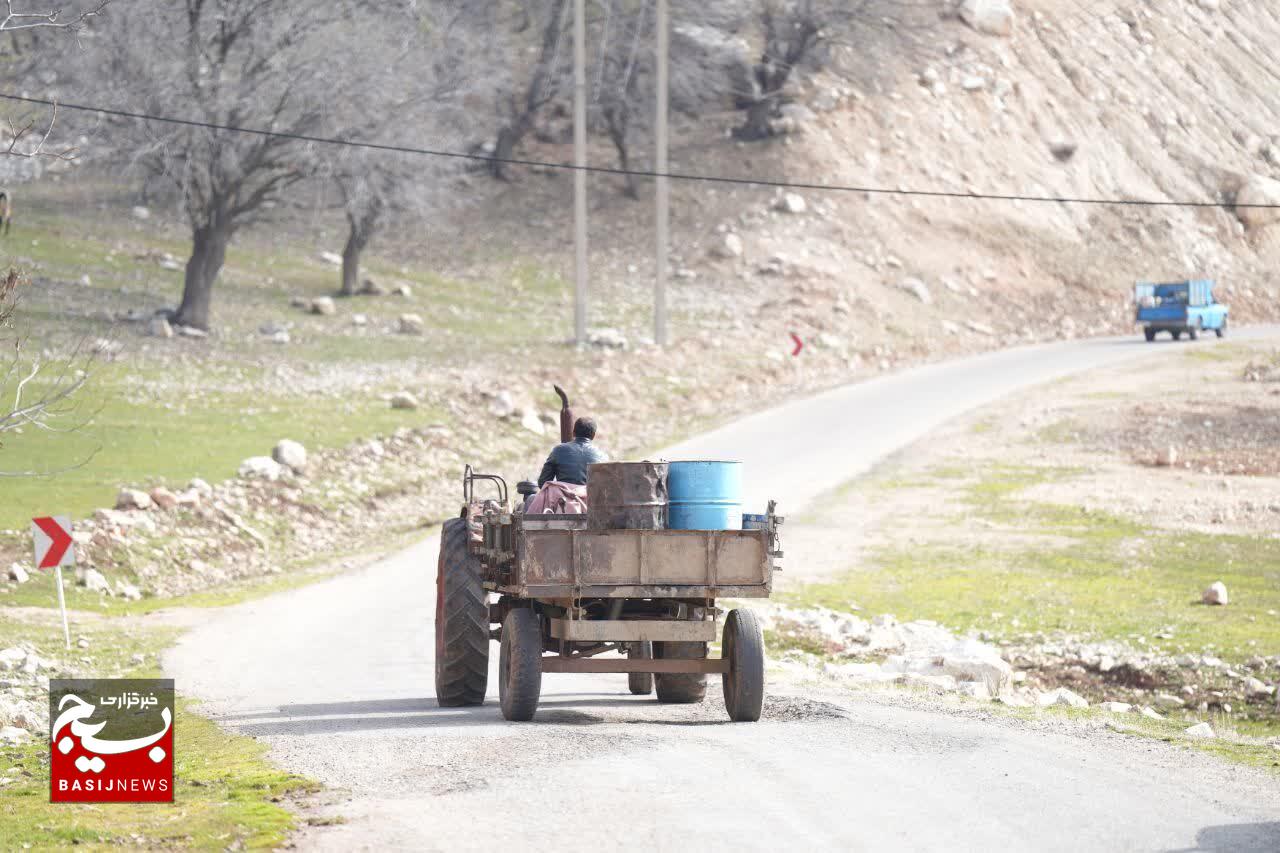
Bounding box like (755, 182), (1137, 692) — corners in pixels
(434, 467), (782, 722)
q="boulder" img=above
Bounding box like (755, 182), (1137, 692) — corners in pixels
(116, 488), (153, 511)
(148, 487), (178, 511)
(189, 478), (213, 496)
(1184, 722), (1215, 738)
(1099, 701), (1132, 713)
(587, 328), (629, 350)
(900, 278), (932, 304)
(272, 439), (308, 472)
(1156, 445), (1178, 467)
(393, 284), (412, 298)
(1244, 677), (1273, 697)
(390, 391), (419, 410)
(132, 206), (151, 220)
(359, 278), (387, 296)
(239, 456), (286, 481)
(489, 391), (517, 419)
(960, 0), (1014, 37)
(956, 681), (992, 701)
(309, 296), (337, 316)
(177, 325), (208, 339)
(519, 409), (545, 435)
(117, 582), (143, 601)
(1155, 692), (1185, 709)
(319, 251), (343, 266)
(148, 315), (174, 338)
(775, 193), (807, 214)
(398, 314), (426, 335)
(1236, 175), (1280, 229)
(7, 563), (29, 584)
(80, 568), (110, 593)
(1202, 581), (1229, 606)
(1036, 687), (1089, 708)
(713, 232), (744, 259)
(0, 726), (28, 745)
(0, 647), (25, 671)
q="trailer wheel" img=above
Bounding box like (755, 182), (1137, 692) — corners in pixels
(1172, 330), (1182, 341)
(722, 609), (765, 722)
(1143, 328), (1156, 342)
(435, 518), (488, 707)
(499, 608), (543, 721)
(628, 641), (654, 695)
(1216, 319), (1226, 339)
(654, 641), (707, 704)
(1188, 323), (1199, 341)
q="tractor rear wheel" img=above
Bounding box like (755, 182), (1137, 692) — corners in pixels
(499, 608), (543, 721)
(654, 641), (707, 704)
(628, 641), (654, 695)
(722, 609), (765, 722)
(1172, 330), (1182, 341)
(434, 518), (489, 707)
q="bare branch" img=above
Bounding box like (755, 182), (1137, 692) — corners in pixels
(3, 101), (79, 160)
(0, 0), (109, 33)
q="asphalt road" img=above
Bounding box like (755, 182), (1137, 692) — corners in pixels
(167, 329), (1280, 851)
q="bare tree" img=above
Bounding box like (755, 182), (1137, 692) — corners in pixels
(0, 0), (107, 33)
(487, 0), (571, 180)
(0, 269), (99, 475)
(323, 6), (475, 296)
(85, 1), (364, 329)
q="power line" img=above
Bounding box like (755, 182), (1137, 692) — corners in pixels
(2, 92), (1276, 210)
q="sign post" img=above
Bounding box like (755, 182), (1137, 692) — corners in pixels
(32, 516), (74, 650)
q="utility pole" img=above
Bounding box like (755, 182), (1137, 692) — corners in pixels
(573, 0), (588, 346)
(654, 0), (670, 347)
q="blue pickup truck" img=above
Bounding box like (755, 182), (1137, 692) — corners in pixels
(1134, 280), (1228, 342)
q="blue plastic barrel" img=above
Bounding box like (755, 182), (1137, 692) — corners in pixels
(667, 461), (742, 530)
(742, 514), (767, 530)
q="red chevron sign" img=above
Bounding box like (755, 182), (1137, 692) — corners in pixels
(32, 516), (74, 569)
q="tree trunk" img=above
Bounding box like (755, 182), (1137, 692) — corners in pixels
(489, 124), (521, 180)
(733, 98), (776, 141)
(604, 106), (637, 200)
(174, 223), (231, 330)
(340, 224), (369, 296)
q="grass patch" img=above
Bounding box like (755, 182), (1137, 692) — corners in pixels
(787, 465), (1280, 663)
(0, 615), (316, 850)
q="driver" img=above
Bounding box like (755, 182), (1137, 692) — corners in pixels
(538, 417), (608, 487)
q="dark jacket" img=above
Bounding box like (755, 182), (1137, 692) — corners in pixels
(538, 437), (608, 487)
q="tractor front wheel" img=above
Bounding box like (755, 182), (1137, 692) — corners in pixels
(434, 518), (489, 707)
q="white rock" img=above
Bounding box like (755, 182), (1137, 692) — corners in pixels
(239, 456), (286, 481)
(309, 296), (337, 316)
(319, 251), (343, 266)
(1036, 687), (1089, 708)
(131, 206), (151, 220)
(272, 439), (308, 472)
(1156, 445), (1178, 467)
(520, 409), (545, 435)
(117, 583), (142, 601)
(148, 486), (178, 510)
(489, 391), (516, 418)
(116, 488), (153, 511)
(1140, 706), (1164, 720)
(1202, 581), (1229, 606)
(148, 315), (173, 338)
(775, 193), (807, 214)
(713, 232), (744, 259)
(956, 681), (992, 701)
(1245, 677), (1273, 697)
(177, 325), (208, 339)
(0, 648), (25, 671)
(588, 328), (629, 350)
(398, 314), (426, 335)
(80, 568), (110, 593)
(1155, 693), (1185, 709)
(390, 391), (419, 410)
(189, 478), (213, 496)
(900, 277), (932, 304)
(7, 563), (29, 584)
(1099, 701), (1132, 713)
(1184, 722), (1216, 738)
(906, 673), (958, 693)
(1236, 175), (1280, 230)
(961, 76), (987, 91)
(960, 0), (1014, 37)
(0, 726), (28, 744)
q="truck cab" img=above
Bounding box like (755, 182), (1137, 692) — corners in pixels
(1134, 280), (1228, 342)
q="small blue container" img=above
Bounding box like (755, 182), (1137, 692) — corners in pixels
(742, 514), (767, 530)
(667, 461), (742, 530)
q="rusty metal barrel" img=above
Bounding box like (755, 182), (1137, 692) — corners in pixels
(586, 461), (668, 529)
